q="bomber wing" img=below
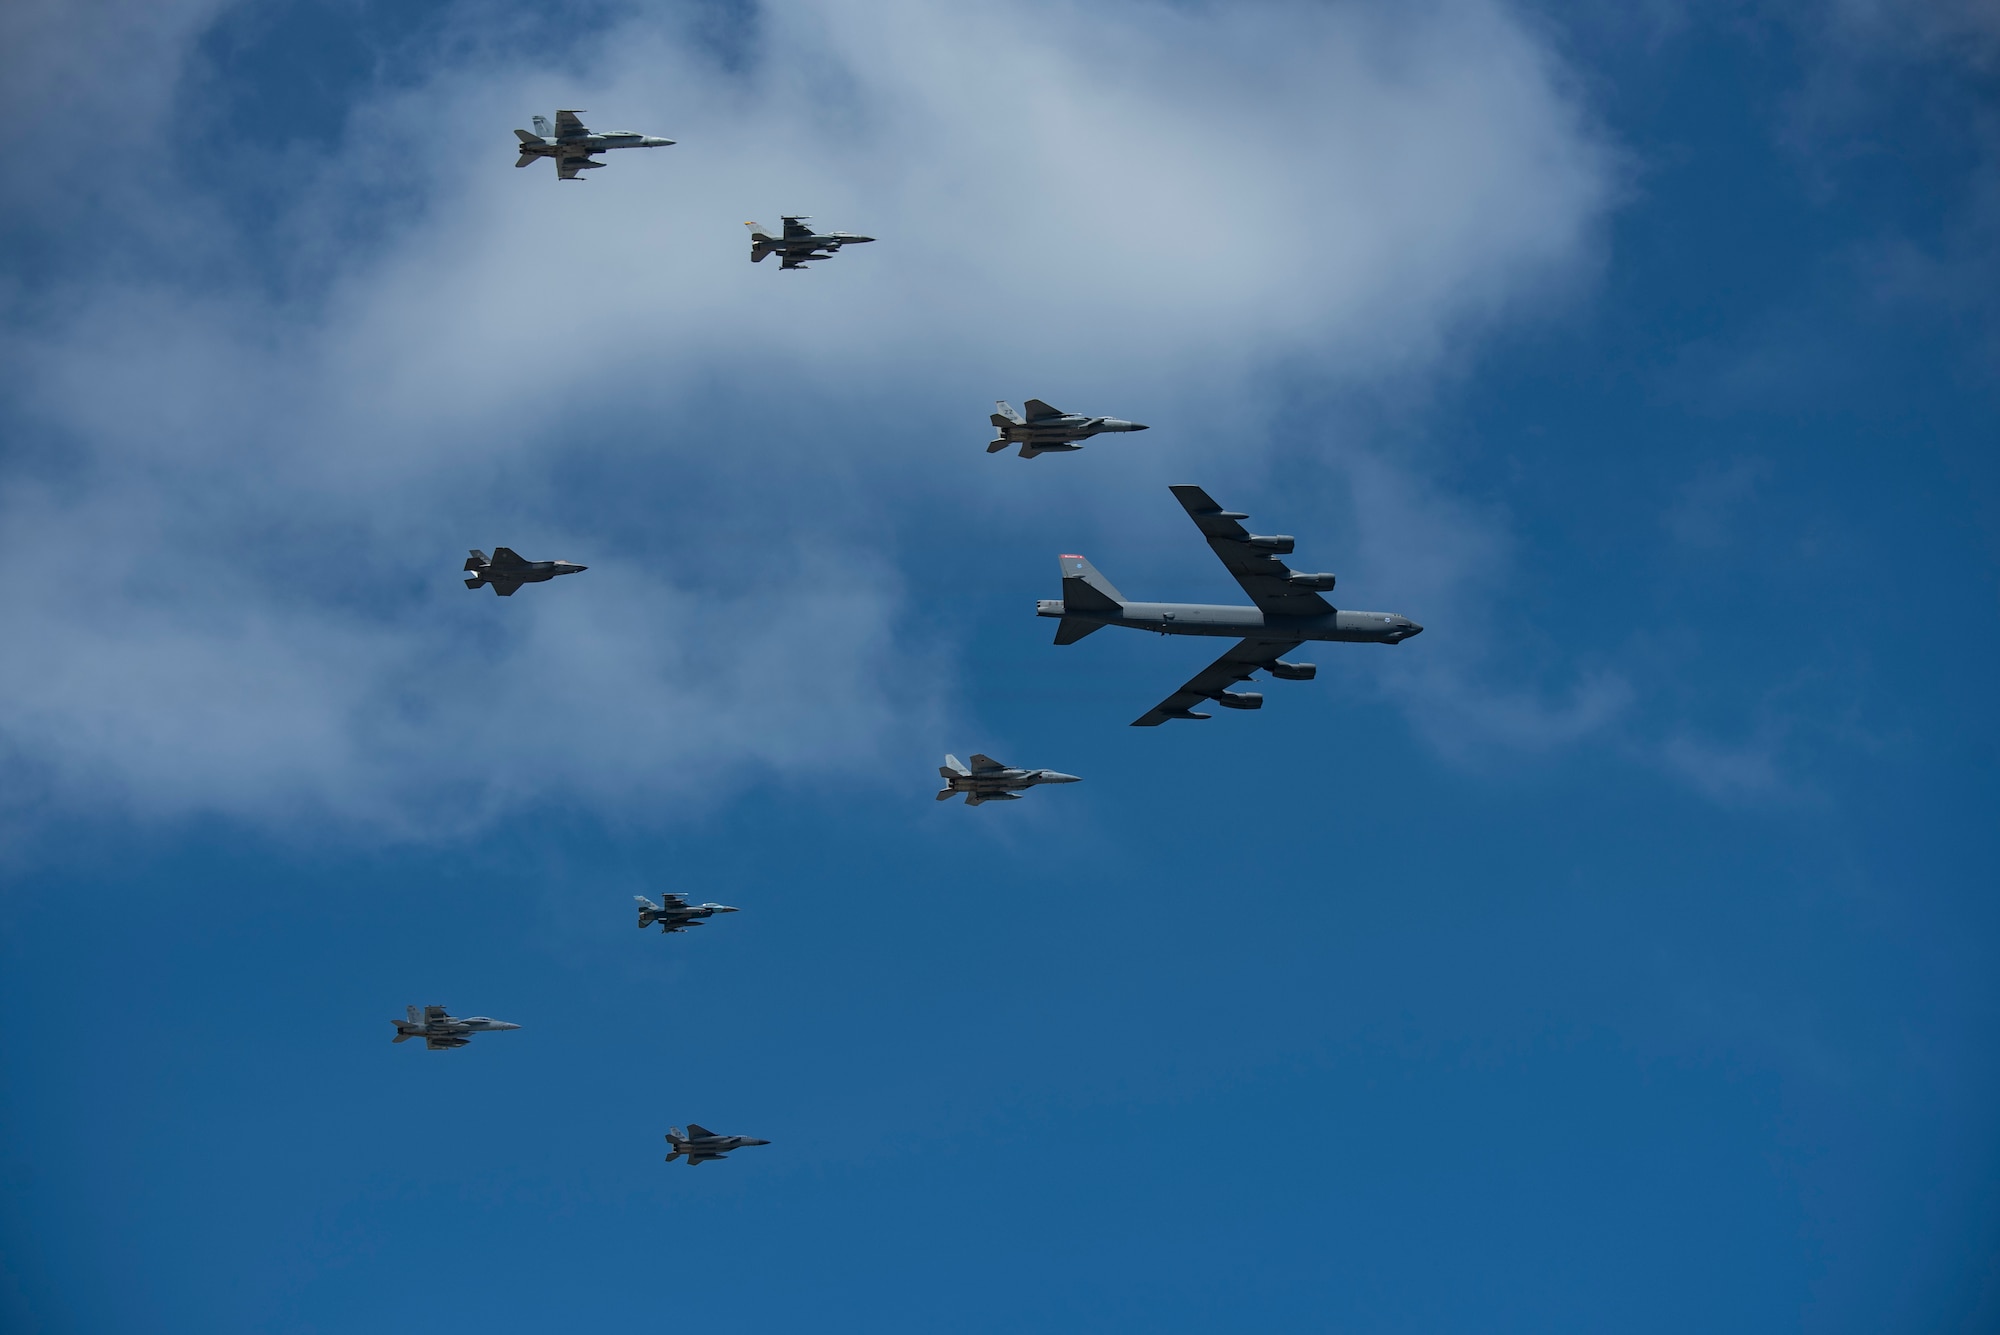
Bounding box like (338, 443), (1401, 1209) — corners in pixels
(552, 110), (590, 139)
(1170, 485), (1334, 617)
(1132, 637), (1301, 727)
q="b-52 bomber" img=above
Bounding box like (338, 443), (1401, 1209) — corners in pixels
(513, 111), (674, 180)
(989, 400), (1149, 458)
(745, 217), (875, 269)
(937, 754), (1080, 805)
(635, 893), (740, 934)
(391, 1005), (521, 1050)
(1037, 485), (1423, 726)
(464, 547), (586, 596)
(665, 1123), (770, 1165)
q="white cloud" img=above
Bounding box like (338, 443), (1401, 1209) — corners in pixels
(0, 0), (1621, 832)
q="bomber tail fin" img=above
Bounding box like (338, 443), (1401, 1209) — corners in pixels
(1058, 554), (1126, 614)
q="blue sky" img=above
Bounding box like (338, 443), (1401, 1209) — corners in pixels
(1, 1), (1996, 1331)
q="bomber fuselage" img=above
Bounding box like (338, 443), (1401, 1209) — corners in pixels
(1037, 599), (1421, 643)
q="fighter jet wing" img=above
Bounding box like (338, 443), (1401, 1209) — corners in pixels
(557, 156), (588, 180)
(488, 547), (530, 569)
(1022, 399), (1065, 421)
(553, 110), (590, 138)
(487, 579), (523, 596)
(1132, 637), (1301, 726)
(965, 754), (1010, 774)
(778, 253), (811, 269)
(424, 1036), (467, 1050)
(780, 216), (814, 239)
(423, 1005), (450, 1021)
(1170, 485), (1334, 616)
(656, 892), (690, 909)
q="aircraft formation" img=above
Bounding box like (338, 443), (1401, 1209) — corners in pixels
(389, 108), (1426, 1174)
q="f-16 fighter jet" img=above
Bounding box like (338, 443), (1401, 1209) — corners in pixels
(937, 754), (1081, 805)
(463, 547), (586, 596)
(635, 893), (740, 934)
(989, 400), (1149, 458)
(745, 216), (876, 270)
(513, 110), (674, 180)
(390, 1005), (521, 1051)
(1036, 485), (1423, 726)
(665, 1124), (771, 1165)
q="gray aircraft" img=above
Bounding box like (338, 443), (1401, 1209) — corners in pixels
(635, 893), (740, 934)
(937, 754), (1081, 805)
(391, 1005), (521, 1051)
(745, 216), (876, 270)
(514, 110), (674, 180)
(665, 1123), (771, 1165)
(989, 400), (1149, 458)
(1037, 485), (1423, 726)
(464, 547), (586, 596)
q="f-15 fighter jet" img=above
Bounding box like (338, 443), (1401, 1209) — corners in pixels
(390, 1005), (521, 1051)
(665, 1123), (771, 1165)
(745, 216), (876, 270)
(937, 754), (1081, 805)
(463, 547), (586, 596)
(635, 893), (740, 934)
(988, 400), (1149, 458)
(1037, 485), (1423, 726)
(513, 110), (674, 180)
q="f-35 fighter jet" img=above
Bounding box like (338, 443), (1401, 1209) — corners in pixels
(635, 893), (740, 934)
(937, 754), (1081, 805)
(464, 547), (586, 596)
(989, 400), (1149, 458)
(391, 1005), (521, 1051)
(514, 110), (674, 180)
(745, 217), (876, 270)
(1037, 486), (1423, 726)
(665, 1123), (771, 1165)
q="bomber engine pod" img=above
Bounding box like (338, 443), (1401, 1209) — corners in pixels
(1286, 572), (1338, 590)
(1212, 691), (1263, 710)
(1267, 660), (1318, 681)
(1243, 534), (1295, 553)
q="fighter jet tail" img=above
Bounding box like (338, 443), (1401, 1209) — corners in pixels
(993, 401), (1026, 425)
(987, 438), (1010, 453)
(514, 153), (538, 168)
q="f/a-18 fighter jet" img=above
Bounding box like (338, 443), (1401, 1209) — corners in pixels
(391, 1005), (521, 1050)
(635, 893), (740, 934)
(665, 1123), (771, 1165)
(988, 400), (1149, 458)
(745, 216), (876, 270)
(513, 110), (674, 180)
(1037, 485), (1423, 726)
(937, 754), (1081, 805)
(463, 547), (586, 596)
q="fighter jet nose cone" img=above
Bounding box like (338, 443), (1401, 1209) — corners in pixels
(1048, 773), (1082, 783)
(1131, 423), (1149, 431)
(1408, 623), (1424, 636)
